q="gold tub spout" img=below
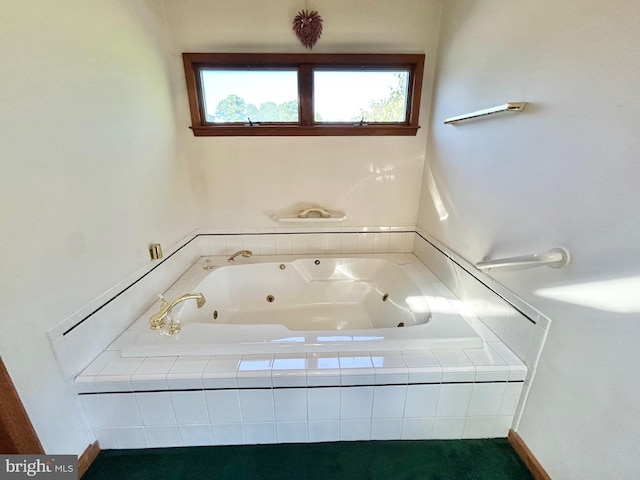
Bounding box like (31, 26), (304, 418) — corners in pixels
(149, 293), (206, 331)
(228, 249), (252, 263)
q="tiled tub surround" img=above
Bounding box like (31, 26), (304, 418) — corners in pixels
(412, 229), (551, 430)
(48, 227), (547, 448)
(75, 251), (526, 448)
(78, 349), (526, 448)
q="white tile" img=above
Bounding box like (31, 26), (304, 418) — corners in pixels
(307, 353), (341, 386)
(340, 419), (371, 441)
(492, 416), (514, 437)
(93, 428), (119, 449)
(272, 354), (307, 387)
(340, 233), (357, 253)
(499, 383), (524, 416)
(106, 331), (139, 351)
(239, 389), (275, 422)
(308, 421), (340, 443)
(81, 393), (142, 427)
(473, 366), (510, 382)
(237, 355), (273, 388)
(100, 356), (144, 376)
(488, 342), (524, 367)
(404, 384), (439, 418)
(436, 384), (473, 417)
(339, 354), (375, 385)
(463, 416), (497, 439)
(113, 427), (148, 449)
(432, 417), (465, 439)
(241, 235), (261, 254)
(403, 233), (415, 253)
(167, 373), (203, 390)
(482, 296), (510, 339)
(308, 387), (340, 421)
(308, 234), (325, 254)
(403, 350), (439, 368)
(80, 351), (119, 376)
(258, 235), (277, 255)
(275, 235), (293, 255)
(291, 234), (309, 254)
(205, 390), (242, 423)
(226, 236), (243, 254)
(274, 388), (307, 421)
(469, 323), (500, 342)
(129, 373), (168, 392)
(340, 387), (374, 420)
(373, 233), (390, 253)
(502, 312), (534, 361)
(356, 233), (374, 253)
(537, 314), (551, 330)
(371, 351), (408, 384)
(508, 364), (528, 382)
(276, 421), (308, 443)
(134, 357), (177, 375)
(178, 425), (213, 447)
(526, 325), (548, 367)
(202, 356), (240, 388)
(388, 233), (406, 253)
(401, 418), (434, 440)
(468, 383), (506, 417)
(64, 318), (103, 374)
(93, 307), (127, 351)
(170, 356), (209, 374)
(371, 419), (403, 440)
(170, 391), (209, 425)
(244, 422), (276, 444)
(372, 386), (407, 419)
(146, 426), (181, 447)
(91, 376), (133, 393)
(135, 392), (176, 426)
(324, 234), (341, 254)
(51, 336), (77, 380)
(434, 350), (475, 382)
(211, 423), (245, 445)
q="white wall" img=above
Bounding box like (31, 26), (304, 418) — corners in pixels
(418, 1), (640, 478)
(161, 0), (443, 228)
(0, 0), (196, 454)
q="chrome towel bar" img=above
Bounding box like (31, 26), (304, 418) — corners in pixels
(476, 247), (570, 271)
(444, 102), (526, 124)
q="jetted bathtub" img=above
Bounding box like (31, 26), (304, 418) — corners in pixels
(121, 254), (483, 357)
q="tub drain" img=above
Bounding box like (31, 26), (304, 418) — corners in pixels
(213, 310), (218, 320)
(397, 322), (405, 327)
(266, 295), (275, 303)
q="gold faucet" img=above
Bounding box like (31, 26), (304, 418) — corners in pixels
(149, 293), (206, 332)
(228, 249), (252, 263)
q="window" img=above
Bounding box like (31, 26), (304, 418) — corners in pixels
(182, 53), (424, 136)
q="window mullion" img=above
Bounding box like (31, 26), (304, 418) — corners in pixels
(298, 64), (314, 126)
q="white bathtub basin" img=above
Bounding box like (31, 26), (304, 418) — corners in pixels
(121, 254), (483, 356)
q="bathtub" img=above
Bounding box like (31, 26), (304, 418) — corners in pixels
(121, 254), (483, 356)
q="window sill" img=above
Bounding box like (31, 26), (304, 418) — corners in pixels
(190, 125), (420, 137)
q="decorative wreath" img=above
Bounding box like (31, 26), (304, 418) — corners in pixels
(293, 10), (323, 49)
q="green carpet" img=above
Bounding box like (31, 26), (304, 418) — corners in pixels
(83, 439), (533, 480)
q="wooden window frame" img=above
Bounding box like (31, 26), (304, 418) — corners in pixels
(182, 53), (425, 136)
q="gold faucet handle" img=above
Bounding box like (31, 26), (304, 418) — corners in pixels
(297, 207), (331, 218)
